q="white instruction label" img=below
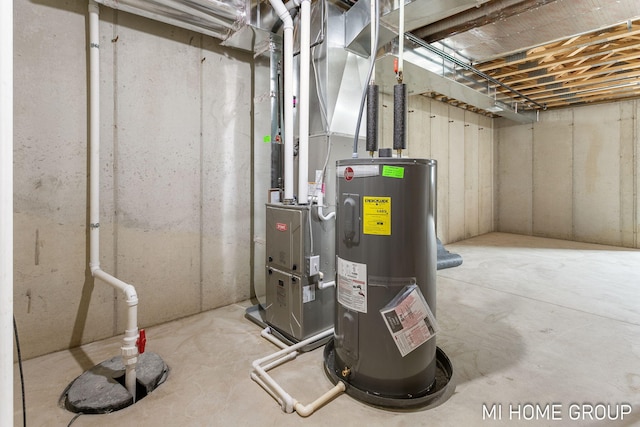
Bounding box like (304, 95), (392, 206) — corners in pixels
(380, 285), (438, 357)
(337, 257), (367, 313)
(302, 284), (316, 303)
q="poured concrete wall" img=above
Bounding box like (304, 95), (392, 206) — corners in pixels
(14, 0), (252, 359)
(13, 2), (498, 360)
(497, 101), (640, 248)
(381, 94), (496, 245)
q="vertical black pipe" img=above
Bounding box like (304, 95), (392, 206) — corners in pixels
(366, 84), (379, 154)
(393, 83), (407, 151)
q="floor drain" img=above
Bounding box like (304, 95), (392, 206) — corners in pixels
(61, 351), (169, 414)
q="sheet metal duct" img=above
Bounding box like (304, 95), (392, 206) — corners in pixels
(95, 0), (249, 40)
(375, 51), (537, 123)
(346, 0), (491, 56)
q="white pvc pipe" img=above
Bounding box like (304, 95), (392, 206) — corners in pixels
(0, 0), (13, 425)
(318, 280), (335, 290)
(316, 191), (335, 221)
(293, 382), (346, 417)
(253, 362), (296, 412)
(88, 0), (139, 402)
(269, 0), (295, 202)
(253, 328), (332, 371)
(285, 0), (301, 11)
(298, 0), (311, 204)
(250, 372), (285, 407)
(260, 327), (289, 349)
(251, 328), (340, 415)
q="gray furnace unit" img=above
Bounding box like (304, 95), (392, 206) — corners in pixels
(265, 204), (334, 343)
(324, 157), (452, 408)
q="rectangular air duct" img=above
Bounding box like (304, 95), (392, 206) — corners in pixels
(95, 0), (249, 40)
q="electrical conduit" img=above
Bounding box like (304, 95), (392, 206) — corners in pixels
(88, 0), (139, 402)
(269, 0), (295, 202)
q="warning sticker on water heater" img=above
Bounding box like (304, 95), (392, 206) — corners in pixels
(337, 257), (367, 313)
(363, 196), (391, 235)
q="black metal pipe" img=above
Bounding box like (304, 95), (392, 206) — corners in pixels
(366, 84), (379, 154)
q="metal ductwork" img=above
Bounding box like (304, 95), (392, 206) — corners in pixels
(94, 0), (249, 41)
(345, 0), (491, 56)
(344, 0), (536, 122)
(378, 0), (492, 30)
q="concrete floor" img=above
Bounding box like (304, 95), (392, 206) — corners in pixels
(13, 233), (640, 426)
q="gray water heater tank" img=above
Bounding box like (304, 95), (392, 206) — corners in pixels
(324, 157), (450, 408)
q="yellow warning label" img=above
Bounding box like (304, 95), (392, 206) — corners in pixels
(363, 196), (391, 235)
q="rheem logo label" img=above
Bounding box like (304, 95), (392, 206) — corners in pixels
(344, 167), (354, 181)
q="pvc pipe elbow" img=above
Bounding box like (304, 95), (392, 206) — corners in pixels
(319, 280), (335, 290)
(269, 0), (293, 30)
(293, 382), (346, 417)
(294, 402), (314, 417)
(124, 286), (138, 306)
(318, 207), (336, 221)
(89, 262), (100, 275)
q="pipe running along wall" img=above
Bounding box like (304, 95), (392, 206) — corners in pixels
(88, 0), (140, 402)
(298, 0), (311, 204)
(269, 0), (295, 202)
(0, 0), (13, 425)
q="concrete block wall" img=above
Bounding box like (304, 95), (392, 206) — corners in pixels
(380, 93), (496, 245)
(496, 101), (640, 248)
(14, 0), (253, 359)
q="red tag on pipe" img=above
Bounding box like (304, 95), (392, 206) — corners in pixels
(137, 329), (146, 354)
(394, 57), (398, 74)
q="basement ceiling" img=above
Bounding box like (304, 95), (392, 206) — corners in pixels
(411, 0), (640, 111)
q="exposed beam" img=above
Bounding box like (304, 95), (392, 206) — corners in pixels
(543, 86), (640, 108)
(478, 22), (640, 72)
(487, 42), (640, 80)
(498, 68), (640, 98)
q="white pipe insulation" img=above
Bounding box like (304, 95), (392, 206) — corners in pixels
(297, 0), (311, 204)
(0, 0), (13, 425)
(269, 0), (295, 202)
(88, 0), (139, 402)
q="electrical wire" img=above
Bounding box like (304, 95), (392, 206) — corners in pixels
(67, 413), (83, 426)
(352, 0), (379, 158)
(14, 316), (26, 427)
